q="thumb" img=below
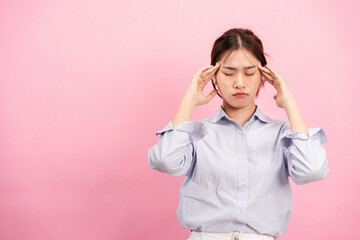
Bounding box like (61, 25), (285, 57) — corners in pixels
(206, 89), (218, 102)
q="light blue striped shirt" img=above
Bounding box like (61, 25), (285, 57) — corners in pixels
(148, 105), (329, 238)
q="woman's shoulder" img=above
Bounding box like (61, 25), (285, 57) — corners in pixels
(266, 116), (289, 126)
(263, 116), (291, 136)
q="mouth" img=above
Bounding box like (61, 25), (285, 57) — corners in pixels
(233, 93), (248, 98)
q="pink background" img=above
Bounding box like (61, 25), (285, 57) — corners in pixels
(0, 0), (359, 239)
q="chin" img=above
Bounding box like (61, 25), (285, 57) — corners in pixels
(224, 100), (249, 109)
(223, 95), (254, 108)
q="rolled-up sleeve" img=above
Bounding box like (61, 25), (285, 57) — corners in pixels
(148, 120), (208, 177)
(280, 121), (330, 185)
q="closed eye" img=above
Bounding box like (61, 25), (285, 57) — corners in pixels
(223, 72), (255, 76)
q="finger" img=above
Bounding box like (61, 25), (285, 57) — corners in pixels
(194, 67), (212, 81)
(207, 62), (220, 73)
(202, 76), (213, 86)
(264, 77), (274, 85)
(199, 75), (215, 90)
(260, 71), (275, 81)
(198, 64), (217, 74)
(261, 72), (274, 83)
(258, 65), (274, 77)
(264, 65), (282, 79)
(199, 66), (214, 74)
(201, 64), (220, 79)
(201, 62), (219, 71)
(205, 89), (218, 103)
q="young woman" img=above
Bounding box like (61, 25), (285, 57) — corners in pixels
(148, 28), (329, 240)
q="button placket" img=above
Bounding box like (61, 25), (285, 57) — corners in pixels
(236, 126), (248, 222)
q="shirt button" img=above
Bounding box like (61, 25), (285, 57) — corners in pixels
(241, 179), (245, 185)
(239, 208), (243, 212)
(238, 130), (242, 134)
(239, 154), (244, 159)
(201, 125), (205, 130)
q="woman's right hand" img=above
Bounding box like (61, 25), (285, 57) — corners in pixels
(184, 62), (221, 107)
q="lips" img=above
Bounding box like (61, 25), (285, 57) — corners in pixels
(233, 92), (248, 98)
(233, 92), (248, 96)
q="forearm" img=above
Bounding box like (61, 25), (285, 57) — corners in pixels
(172, 97), (196, 127)
(283, 99), (309, 136)
(150, 96), (201, 177)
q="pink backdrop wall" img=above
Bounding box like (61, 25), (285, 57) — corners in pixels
(1, 0), (359, 239)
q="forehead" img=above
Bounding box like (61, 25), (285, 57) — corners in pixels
(220, 48), (258, 67)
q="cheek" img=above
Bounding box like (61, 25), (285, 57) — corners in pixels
(250, 73), (262, 84)
(216, 78), (232, 91)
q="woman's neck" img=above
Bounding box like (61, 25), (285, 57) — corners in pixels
(222, 102), (257, 127)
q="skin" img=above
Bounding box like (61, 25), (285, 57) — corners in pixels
(213, 49), (263, 126)
(172, 48), (309, 136)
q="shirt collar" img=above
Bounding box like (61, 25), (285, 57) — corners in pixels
(210, 104), (270, 124)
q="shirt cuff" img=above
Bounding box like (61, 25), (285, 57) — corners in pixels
(282, 127), (328, 145)
(155, 121), (208, 142)
(155, 121), (174, 135)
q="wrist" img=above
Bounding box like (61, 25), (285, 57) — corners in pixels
(182, 95), (197, 110)
(283, 97), (298, 112)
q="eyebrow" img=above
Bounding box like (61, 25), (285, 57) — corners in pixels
(222, 65), (256, 70)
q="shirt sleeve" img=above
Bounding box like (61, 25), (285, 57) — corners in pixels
(148, 120), (208, 177)
(280, 120), (330, 185)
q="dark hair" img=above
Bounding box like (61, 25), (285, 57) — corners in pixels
(210, 28), (270, 98)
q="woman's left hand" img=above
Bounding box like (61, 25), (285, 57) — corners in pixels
(257, 64), (296, 109)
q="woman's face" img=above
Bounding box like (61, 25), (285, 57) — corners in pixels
(214, 48), (262, 109)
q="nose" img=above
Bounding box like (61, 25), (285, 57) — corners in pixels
(234, 74), (245, 88)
